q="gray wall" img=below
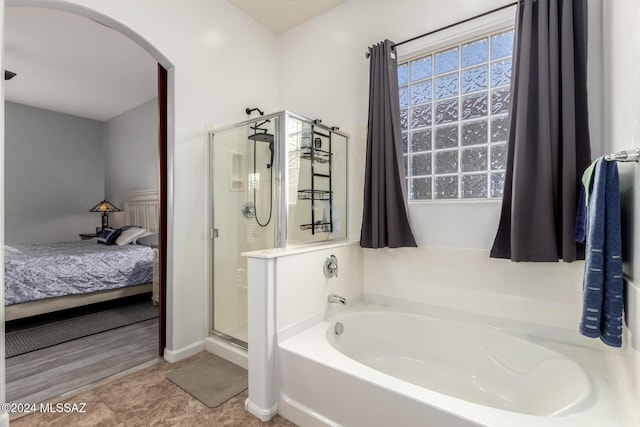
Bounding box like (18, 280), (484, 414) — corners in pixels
(5, 102), (105, 244)
(104, 98), (158, 211)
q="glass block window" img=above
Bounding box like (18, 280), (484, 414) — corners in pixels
(399, 28), (514, 201)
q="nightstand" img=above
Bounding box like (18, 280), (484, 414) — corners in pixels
(79, 233), (98, 240)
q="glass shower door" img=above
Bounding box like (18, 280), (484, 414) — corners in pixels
(210, 117), (278, 347)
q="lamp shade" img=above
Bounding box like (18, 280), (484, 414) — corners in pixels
(89, 200), (121, 213)
(90, 200), (121, 229)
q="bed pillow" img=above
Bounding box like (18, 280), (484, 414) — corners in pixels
(115, 226), (147, 246)
(132, 230), (155, 244)
(135, 233), (158, 247)
(97, 227), (122, 245)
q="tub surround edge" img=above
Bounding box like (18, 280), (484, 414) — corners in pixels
(242, 239), (356, 259)
(363, 292), (592, 347)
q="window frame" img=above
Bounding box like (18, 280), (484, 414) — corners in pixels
(396, 7), (516, 204)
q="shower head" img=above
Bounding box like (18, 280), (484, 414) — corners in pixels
(247, 132), (274, 143)
(248, 132), (275, 168)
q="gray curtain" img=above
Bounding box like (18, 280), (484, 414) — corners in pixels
(490, 0), (591, 262)
(360, 40), (417, 248)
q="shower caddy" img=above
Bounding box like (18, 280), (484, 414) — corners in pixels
(298, 121), (334, 234)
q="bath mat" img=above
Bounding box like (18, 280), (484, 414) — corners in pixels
(166, 352), (248, 408)
(5, 299), (158, 358)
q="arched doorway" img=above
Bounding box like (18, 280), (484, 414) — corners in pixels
(1, 0), (174, 410)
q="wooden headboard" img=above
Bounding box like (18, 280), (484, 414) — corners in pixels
(124, 189), (159, 233)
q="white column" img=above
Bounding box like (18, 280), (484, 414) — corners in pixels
(245, 256), (278, 421)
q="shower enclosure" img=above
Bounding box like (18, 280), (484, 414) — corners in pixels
(209, 111), (348, 348)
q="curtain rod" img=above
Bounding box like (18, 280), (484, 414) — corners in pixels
(365, 1), (519, 59)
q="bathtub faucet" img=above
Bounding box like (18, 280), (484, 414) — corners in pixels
(328, 293), (346, 305)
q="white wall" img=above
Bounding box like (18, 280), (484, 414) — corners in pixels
(0, 0), (279, 362)
(274, 2), (637, 420)
(278, 0), (602, 246)
(602, 1), (640, 423)
(364, 247), (585, 330)
(4, 102), (104, 244)
(279, 0), (492, 127)
(277, 0), (516, 246)
(604, 0), (640, 283)
(5, 97), (158, 243)
(603, 0), (640, 340)
(275, 243), (363, 333)
(0, 0), (631, 417)
(33, 0), (280, 357)
(276, 0), (606, 332)
(104, 98), (159, 209)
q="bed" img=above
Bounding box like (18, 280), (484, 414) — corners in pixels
(4, 189), (159, 321)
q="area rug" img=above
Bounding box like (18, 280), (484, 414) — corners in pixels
(166, 352), (248, 408)
(5, 300), (158, 358)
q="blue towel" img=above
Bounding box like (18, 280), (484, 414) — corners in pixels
(579, 158), (624, 347)
(575, 186), (587, 243)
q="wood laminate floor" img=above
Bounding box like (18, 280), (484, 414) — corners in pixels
(6, 318), (159, 407)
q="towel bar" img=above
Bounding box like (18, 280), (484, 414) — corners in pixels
(604, 148), (640, 162)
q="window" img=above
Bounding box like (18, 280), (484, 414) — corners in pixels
(399, 29), (514, 200)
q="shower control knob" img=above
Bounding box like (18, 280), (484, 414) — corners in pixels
(324, 255), (338, 278)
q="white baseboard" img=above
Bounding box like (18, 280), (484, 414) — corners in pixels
(163, 340), (205, 363)
(204, 336), (247, 369)
(0, 411), (8, 427)
(245, 398), (277, 422)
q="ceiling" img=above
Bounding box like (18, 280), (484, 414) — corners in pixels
(226, 0), (347, 34)
(3, 2), (346, 122)
(4, 7), (157, 122)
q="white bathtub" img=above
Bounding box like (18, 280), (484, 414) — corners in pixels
(278, 304), (626, 427)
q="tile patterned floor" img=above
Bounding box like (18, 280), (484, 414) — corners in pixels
(11, 351), (297, 427)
